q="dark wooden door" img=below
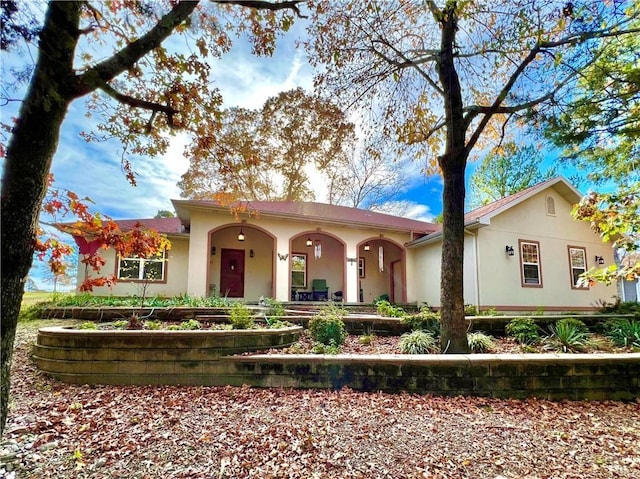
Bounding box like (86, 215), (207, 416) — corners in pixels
(220, 249), (245, 298)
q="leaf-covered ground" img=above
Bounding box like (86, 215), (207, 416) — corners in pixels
(2, 321), (639, 479)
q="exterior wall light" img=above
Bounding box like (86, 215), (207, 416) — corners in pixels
(306, 237), (313, 247)
(505, 245), (515, 256)
(364, 243), (370, 251)
(595, 255), (605, 265)
(237, 229), (245, 242)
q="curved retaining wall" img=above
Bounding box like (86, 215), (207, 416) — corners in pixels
(33, 327), (639, 400)
(33, 326), (302, 386)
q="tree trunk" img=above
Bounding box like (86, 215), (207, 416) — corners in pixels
(1, 2), (81, 436)
(436, 2), (470, 353)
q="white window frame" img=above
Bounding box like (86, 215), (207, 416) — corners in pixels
(519, 240), (542, 287)
(291, 253), (307, 288)
(117, 251), (166, 282)
(568, 246), (588, 290)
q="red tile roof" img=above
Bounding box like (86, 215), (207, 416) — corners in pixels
(114, 217), (183, 234)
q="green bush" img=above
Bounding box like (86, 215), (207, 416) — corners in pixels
(358, 334), (375, 346)
(402, 308), (441, 336)
(399, 331), (438, 354)
(229, 303), (254, 329)
(264, 298), (285, 318)
(18, 305), (45, 322)
(464, 304), (478, 316)
(505, 317), (540, 345)
(543, 322), (594, 353)
(311, 341), (341, 355)
(598, 298), (640, 315)
(556, 317), (588, 334)
(79, 321), (97, 330)
(467, 332), (495, 353)
(308, 305), (347, 347)
(113, 320), (128, 329)
(603, 318), (640, 348)
(376, 300), (405, 318)
(144, 320), (162, 330)
(179, 319), (201, 330)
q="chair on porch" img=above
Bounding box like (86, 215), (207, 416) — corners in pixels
(311, 279), (329, 301)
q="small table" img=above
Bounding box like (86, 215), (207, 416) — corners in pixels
(297, 291), (313, 301)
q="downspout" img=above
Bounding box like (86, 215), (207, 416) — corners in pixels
(465, 228), (480, 313)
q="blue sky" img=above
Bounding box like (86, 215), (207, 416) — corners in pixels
(1, 7), (581, 290)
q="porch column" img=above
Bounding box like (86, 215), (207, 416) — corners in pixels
(346, 243), (359, 302)
(275, 245), (290, 302)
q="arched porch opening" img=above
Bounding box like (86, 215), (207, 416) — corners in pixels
(208, 224), (275, 300)
(357, 238), (406, 303)
(290, 231), (346, 301)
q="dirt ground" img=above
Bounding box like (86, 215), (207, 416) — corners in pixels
(2, 320), (639, 479)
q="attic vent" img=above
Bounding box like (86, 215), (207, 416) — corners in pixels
(546, 195), (556, 216)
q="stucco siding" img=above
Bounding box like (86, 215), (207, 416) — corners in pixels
(79, 237), (189, 297)
(475, 190), (616, 309)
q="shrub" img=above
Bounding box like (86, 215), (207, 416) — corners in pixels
(144, 320), (162, 330)
(543, 322), (594, 353)
(179, 319), (201, 330)
(113, 320), (128, 329)
(308, 304), (348, 347)
(402, 309), (441, 336)
(556, 317), (588, 334)
(79, 322), (97, 330)
(597, 297), (640, 315)
(376, 300), (405, 318)
(505, 317), (540, 345)
(603, 318), (640, 348)
(358, 334), (375, 346)
(229, 302), (254, 329)
(18, 305), (45, 322)
(399, 331), (438, 354)
(311, 341), (341, 355)
(464, 304), (478, 316)
(467, 332), (495, 353)
(264, 298), (285, 319)
(265, 319), (293, 329)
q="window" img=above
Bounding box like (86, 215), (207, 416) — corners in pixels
(358, 257), (365, 278)
(118, 251), (166, 281)
(519, 240), (542, 287)
(568, 246), (588, 289)
(546, 195), (556, 216)
(291, 253), (307, 288)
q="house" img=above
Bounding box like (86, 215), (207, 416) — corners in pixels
(78, 177), (617, 312)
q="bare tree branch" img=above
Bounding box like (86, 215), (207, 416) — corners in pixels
(213, 0), (308, 18)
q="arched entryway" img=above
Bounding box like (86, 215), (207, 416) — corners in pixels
(208, 224), (275, 299)
(290, 231), (345, 301)
(357, 238), (406, 303)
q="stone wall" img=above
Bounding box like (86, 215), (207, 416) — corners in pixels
(34, 327), (639, 401)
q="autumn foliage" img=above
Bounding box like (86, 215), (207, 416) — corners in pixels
(39, 175), (171, 292)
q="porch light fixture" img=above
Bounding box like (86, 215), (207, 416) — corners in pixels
(306, 237), (313, 247)
(237, 229), (245, 242)
(363, 243), (370, 251)
(347, 257), (357, 264)
(505, 245), (514, 256)
(595, 255), (605, 265)
(250, 249), (254, 258)
(211, 246), (216, 256)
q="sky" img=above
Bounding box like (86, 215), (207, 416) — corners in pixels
(0, 3), (579, 290)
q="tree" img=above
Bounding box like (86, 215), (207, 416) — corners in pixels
(327, 134), (410, 210)
(305, 1), (640, 352)
(178, 87), (356, 202)
(155, 210), (175, 218)
(467, 142), (556, 210)
(539, 12), (639, 285)
(24, 277), (38, 292)
(38, 246), (77, 293)
(1, 0), (306, 436)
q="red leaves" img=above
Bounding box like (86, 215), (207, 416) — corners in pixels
(37, 176), (171, 292)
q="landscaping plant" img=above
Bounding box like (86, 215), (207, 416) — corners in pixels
(375, 299), (405, 318)
(402, 308), (441, 336)
(543, 322), (594, 353)
(556, 317), (588, 333)
(399, 331), (438, 354)
(505, 317), (540, 345)
(603, 318), (640, 348)
(467, 332), (495, 353)
(308, 304), (348, 348)
(229, 303), (254, 330)
(179, 319), (201, 330)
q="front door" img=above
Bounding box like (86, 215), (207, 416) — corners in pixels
(391, 259), (402, 303)
(220, 248), (245, 298)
